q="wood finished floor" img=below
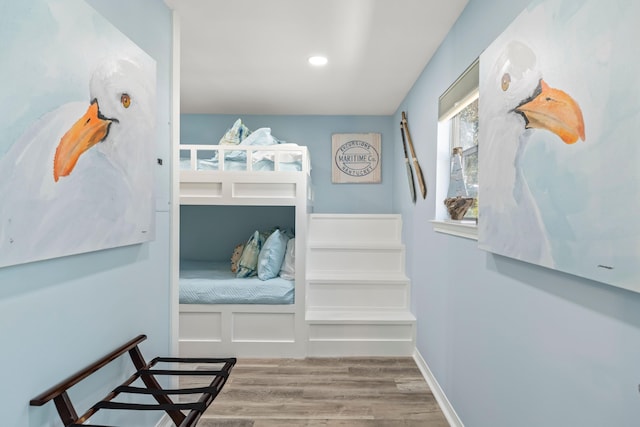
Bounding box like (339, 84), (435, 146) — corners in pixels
(180, 357), (449, 427)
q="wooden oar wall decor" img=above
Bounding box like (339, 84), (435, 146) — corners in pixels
(401, 111), (427, 199)
(400, 124), (416, 203)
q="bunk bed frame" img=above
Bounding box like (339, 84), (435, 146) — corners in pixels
(177, 144), (312, 358)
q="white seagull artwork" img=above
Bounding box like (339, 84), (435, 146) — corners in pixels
(478, 40), (585, 268)
(0, 56), (156, 268)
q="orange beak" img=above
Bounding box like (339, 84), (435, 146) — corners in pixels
(514, 79), (585, 144)
(53, 99), (115, 182)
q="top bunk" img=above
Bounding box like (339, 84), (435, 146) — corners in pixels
(179, 121), (312, 206)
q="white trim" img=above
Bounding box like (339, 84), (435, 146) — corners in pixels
(155, 414), (173, 427)
(413, 349), (464, 427)
(169, 9), (181, 360)
(430, 220), (478, 240)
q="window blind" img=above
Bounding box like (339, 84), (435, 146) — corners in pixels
(438, 58), (479, 121)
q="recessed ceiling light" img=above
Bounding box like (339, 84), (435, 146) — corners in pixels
(308, 56), (328, 66)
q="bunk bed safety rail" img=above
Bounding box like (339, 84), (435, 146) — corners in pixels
(180, 144), (309, 174)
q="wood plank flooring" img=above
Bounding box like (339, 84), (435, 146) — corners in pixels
(180, 357), (449, 427)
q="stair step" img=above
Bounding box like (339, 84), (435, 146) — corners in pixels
(307, 276), (410, 312)
(306, 310), (416, 324)
(308, 243), (404, 251)
(307, 272), (409, 283)
(307, 248), (405, 273)
(308, 214), (402, 245)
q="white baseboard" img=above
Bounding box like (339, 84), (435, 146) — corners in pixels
(413, 349), (464, 427)
(155, 414), (173, 427)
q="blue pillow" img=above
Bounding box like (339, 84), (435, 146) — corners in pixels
(257, 229), (289, 280)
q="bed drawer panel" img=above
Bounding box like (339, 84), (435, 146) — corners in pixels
(232, 182), (296, 199)
(181, 182), (223, 198)
(179, 312), (222, 341)
(232, 312), (295, 342)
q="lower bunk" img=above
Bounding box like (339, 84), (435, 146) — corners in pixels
(178, 204), (306, 358)
(178, 259), (305, 358)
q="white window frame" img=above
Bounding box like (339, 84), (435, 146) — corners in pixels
(432, 59), (479, 240)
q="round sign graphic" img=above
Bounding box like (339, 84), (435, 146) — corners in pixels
(334, 139), (380, 177)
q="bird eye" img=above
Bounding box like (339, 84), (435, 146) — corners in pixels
(501, 73), (511, 91)
(121, 93), (131, 108)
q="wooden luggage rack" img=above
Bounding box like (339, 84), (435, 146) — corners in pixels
(30, 334), (236, 427)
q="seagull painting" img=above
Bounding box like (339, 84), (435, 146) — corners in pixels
(478, 40), (585, 268)
(478, 0), (640, 292)
(0, 1), (156, 268)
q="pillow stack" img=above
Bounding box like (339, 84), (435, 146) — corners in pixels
(233, 229), (295, 280)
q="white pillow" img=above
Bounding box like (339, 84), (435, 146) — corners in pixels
(279, 238), (295, 280)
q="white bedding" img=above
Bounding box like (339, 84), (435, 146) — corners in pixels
(179, 260), (295, 304)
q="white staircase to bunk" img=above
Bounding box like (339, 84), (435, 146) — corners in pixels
(306, 214), (416, 356)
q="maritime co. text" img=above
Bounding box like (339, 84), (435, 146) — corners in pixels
(335, 139), (380, 177)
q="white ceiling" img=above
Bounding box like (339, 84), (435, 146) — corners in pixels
(168, 0), (469, 115)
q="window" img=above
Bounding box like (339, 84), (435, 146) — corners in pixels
(432, 59), (479, 239)
(449, 97), (478, 219)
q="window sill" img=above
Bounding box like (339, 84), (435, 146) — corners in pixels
(430, 219), (478, 240)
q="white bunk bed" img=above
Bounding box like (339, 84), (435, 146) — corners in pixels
(178, 143), (311, 358)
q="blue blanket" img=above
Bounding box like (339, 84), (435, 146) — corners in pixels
(179, 260), (294, 304)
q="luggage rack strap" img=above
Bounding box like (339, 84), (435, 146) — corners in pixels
(154, 356), (237, 364)
(113, 385), (222, 395)
(94, 400), (206, 412)
(139, 368), (229, 377)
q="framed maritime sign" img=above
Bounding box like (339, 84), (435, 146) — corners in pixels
(331, 133), (381, 184)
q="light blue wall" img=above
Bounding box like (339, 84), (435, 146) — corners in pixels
(6, 1), (637, 425)
(394, 0), (640, 425)
(180, 205), (295, 261)
(181, 114), (395, 213)
(0, 1), (172, 426)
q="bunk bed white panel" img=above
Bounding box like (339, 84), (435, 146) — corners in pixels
(178, 143), (310, 358)
(179, 310), (222, 341)
(232, 312), (296, 342)
(179, 304), (302, 358)
(180, 144), (311, 206)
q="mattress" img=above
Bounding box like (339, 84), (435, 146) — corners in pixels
(179, 260), (294, 304)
